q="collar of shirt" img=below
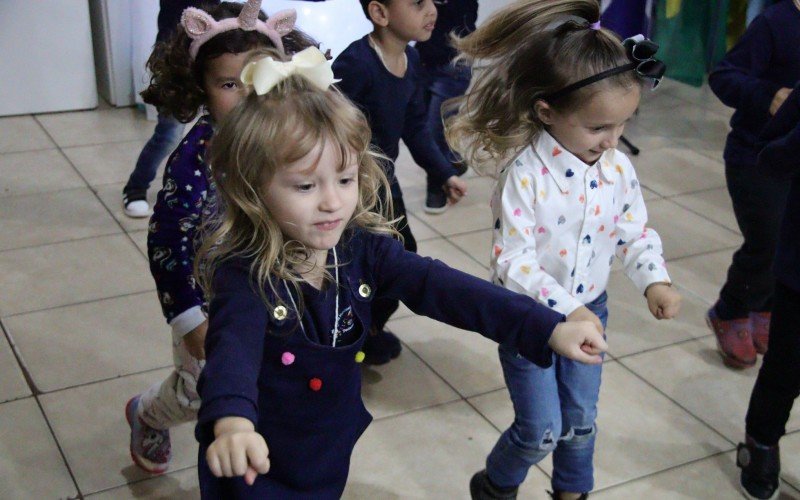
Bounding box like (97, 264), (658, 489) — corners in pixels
(532, 131), (616, 192)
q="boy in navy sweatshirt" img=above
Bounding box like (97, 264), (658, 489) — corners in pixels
(706, 0), (800, 369)
(333, 0), (468, 364)
(736, 82), (800, 500)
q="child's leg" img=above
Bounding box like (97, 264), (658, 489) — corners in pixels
(125, 113), (183, 194)
(138, 334), (204, 429)
(718, 161), (789, 316)
(550, 293), (607, 493)
(485, 344), (561, 489)
(425, 65), (470, 164)
(745, 281), (800, 445)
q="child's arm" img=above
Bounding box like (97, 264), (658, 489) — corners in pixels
(206, 416), (269, 486)
(366, 233), (606, 367)
(612, 160), (681, 320)
(147, 124), (211, 357)
(708, 15), (786, 118)
(401, 50), (464, 200)
(197, 259), (270, 469)
(758, 84), (800, 178)
(332, 47), (371, 111)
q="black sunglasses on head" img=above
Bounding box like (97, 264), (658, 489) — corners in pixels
(544, 34), (666, 101)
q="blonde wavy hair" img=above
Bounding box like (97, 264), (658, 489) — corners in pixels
(446, 0), (640, 174)
(195, 73), (396, 316)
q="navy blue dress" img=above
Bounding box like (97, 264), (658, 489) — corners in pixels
(196, 229), (565, 498)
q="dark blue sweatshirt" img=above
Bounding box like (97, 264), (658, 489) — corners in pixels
(333, 35), (458, 198)
(416, 0), (478, 68)
(708, 0), (800, 166)
(758, 83), (800, 292)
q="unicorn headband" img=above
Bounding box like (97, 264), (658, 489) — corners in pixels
(181, 0), (297, 60)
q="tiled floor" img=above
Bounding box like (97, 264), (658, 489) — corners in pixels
(2, 78), (800, 499)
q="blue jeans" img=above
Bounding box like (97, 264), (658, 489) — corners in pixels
(124, 113), (183, 193)
(423, 63), (470, 187)
(486, 292), (609, 493)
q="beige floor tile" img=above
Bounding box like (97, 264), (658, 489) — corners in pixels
(39, 369), (198, 495)
(0, 116), (55, 153)
(635, 97), (731, 148)
(665, 249), (735, 305)
(670, 187), (740, 234)
(0, 397), (77, 498)
(622, 336), (800, 443)
(647, 198), (742, 260)
(0, 188), (120, 251)
(784, 431), (800, 492)
(129, 230), (148, 257)
(417, 237), (489, 278)
(449, 229), (492, 270)
(0, 149), (85, 197)
(605, 272), (711, 358)
(343, 400), (551, 498)
(94, 182), (158, 233)
(36, 107), (154, 148)
(85, 467), (199, 499)
(469, 361), (731, 492)
(0, 334), (29, 403)
(389, 314), (504, 398)
(409, 176), (495, 236)
(62, 140), (153, 187)
(362, 347), (459, 420)
(634, 146), (726, 197)
(4, 292), (171, 393)
(0, 234), (152, 316)
(406, 211), (439, 242)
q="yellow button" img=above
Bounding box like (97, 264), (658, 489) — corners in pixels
(273, 305), (288, 321)
(355, 351), (365, 363)
(358, 284), (371, 298)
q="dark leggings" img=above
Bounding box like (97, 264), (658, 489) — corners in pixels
(745, 281), (800, 445)
(371, 190), (417, 332)
(719, 161), (789, 315)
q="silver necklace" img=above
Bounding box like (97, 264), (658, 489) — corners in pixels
(284, 248), (341, 346)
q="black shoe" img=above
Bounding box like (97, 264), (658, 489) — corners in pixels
(737, 436), (780, 499)
(122, 187), (152, 218)
(424, 187), (448, 214)
(548, 491), (589, 499)
(469, 470), (518, 500)
(362, 329), (402, 365)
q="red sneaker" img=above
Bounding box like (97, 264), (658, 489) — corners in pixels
(706, 308), (756, 369)
(750, 312), (771, 355)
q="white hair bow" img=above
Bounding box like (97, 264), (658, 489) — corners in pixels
(240, 46), (338, 95)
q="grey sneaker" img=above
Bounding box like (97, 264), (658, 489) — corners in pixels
(737, 436), (780, 499)
(125, 395), (171, 474)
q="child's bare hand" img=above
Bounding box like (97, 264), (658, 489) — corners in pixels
(770, 87), (792, 115)
(566, 305), (604, 335)
(183, 320), (208, 360)
(548, 321), (608, 365)
(444, 176), (468, 204)
(207, 417), (269, 485)
(645, 283), (682, 320)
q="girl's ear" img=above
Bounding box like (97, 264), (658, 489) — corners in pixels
(534, 100), (555, 125)
(367, 1), (390, 27)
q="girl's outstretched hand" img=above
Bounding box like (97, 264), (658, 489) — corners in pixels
(548, 321), (608, 365)
(207, 417), (270, 486)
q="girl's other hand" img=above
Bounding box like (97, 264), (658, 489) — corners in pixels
(207, 417), (270, 485)
(549, 321), (608, 365)
(183, 320), (208, 360)
(645, 284), (682, 320)
(566, 305), (604, 335)
(445, 175), (468, 204)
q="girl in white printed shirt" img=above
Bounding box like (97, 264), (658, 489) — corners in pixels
(447, 1), (683, 498)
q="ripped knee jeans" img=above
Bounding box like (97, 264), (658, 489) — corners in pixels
(486, 292), (607, 493)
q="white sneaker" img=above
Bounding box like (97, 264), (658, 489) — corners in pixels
(123, 191), (152, 218)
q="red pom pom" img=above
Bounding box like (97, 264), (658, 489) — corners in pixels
(309, 378), (322, 391)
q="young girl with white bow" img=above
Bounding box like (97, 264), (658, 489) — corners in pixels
(124, 0), (315, 475)
(193, 47), (608, 498)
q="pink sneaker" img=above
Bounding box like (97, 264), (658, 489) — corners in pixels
(125, 395), (171, 474)
(750, 312), (770, 355)
(706, 307), (756, 369)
